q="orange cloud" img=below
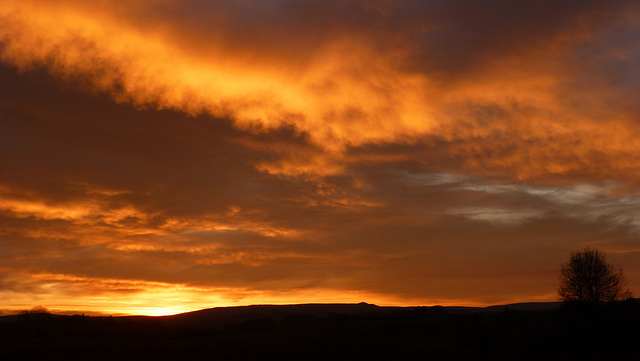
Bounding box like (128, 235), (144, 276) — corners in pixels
(0, 0), (434, 154)
(3, 0), (640, 183)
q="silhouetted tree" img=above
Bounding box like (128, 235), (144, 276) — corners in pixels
(558, 249), (632, 304)
(21, 305), (50, 314)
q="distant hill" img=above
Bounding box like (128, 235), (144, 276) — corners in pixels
(0, 300), (564, 322)
(482, 301), (562, 313)
(149, 302), (402, 328)
(146, 301), (563, 328)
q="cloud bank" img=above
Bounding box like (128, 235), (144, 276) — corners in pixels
(1, 0), (640, 314)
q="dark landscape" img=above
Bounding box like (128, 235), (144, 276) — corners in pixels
(2, 300), (639, 360)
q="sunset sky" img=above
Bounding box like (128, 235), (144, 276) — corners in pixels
(2, 0), (640, 316)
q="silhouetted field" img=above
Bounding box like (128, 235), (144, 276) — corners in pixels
(1, 301), (639, 360)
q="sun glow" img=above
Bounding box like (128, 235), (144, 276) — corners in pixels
(0, 272), (435, 316)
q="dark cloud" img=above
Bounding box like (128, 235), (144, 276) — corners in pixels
(122, 0), (638, 79)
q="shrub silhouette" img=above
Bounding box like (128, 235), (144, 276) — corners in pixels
(21, 306), (50, 314)
(558, 249), (632, 304)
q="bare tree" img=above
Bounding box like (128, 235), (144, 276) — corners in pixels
(558, 249), (632, 304)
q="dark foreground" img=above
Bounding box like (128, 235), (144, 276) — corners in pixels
(1, 301), (639, 360)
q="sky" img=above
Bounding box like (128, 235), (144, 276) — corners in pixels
(1, 0), (640, 316)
